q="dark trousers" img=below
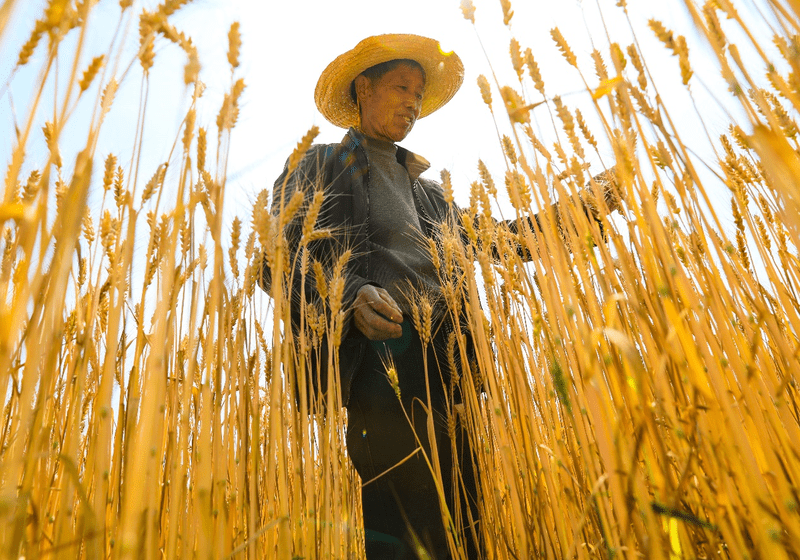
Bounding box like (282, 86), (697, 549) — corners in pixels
(346, 320), (479, 559)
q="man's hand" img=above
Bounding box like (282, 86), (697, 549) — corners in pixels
(587, 166), (623, 214)
(353, 285), (403, 341)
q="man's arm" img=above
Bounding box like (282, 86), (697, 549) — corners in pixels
(423, 167), (621, 262)
(260, 145), (375, 342)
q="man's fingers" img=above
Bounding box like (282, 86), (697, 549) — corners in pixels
(356, 307), (403, 340)
(358, 285), (401, 322)
(367, 306), (402, 334)
(353, 284), (403, 340)
(366, 286), (401, 318)
(376, 289), (400, 307)
(370, 296), (402, 324)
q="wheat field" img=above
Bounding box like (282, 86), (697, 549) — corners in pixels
(2, 0), (800, 558)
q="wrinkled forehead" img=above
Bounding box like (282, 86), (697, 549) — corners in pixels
(381, 67), (426, 95)
(351, 59), (426, 102)
(393, 60), (426, 80)
(366, 59), (426, 85)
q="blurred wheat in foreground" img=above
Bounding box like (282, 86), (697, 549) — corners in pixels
(2, 0), (800, 558)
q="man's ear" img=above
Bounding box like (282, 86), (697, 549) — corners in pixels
(354, 74), (371, 104)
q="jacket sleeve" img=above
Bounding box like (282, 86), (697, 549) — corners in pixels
(260, 145), (372, 342)
(497, 194), (607, 261)
(419, 176), (607, 262)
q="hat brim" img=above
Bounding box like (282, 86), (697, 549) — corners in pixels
(315, 34), (464, 129)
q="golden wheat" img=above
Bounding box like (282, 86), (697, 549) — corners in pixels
(3, 0), (800, 558)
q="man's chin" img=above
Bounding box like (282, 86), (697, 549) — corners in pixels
(392, 127), (413, 142)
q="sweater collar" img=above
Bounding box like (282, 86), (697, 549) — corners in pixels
(343, 127), (431, 182)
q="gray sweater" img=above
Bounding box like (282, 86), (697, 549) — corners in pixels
(363, 136), (442, 316)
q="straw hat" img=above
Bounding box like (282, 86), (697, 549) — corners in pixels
(315, 34), (464, 129)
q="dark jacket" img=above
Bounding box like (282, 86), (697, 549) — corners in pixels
(262, 128), (465, 406)
(260, 127), (601, 407)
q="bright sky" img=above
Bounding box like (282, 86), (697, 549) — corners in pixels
(0, 0), (779, 249)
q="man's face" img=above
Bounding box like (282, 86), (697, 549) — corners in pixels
(356, 63), (426, 143)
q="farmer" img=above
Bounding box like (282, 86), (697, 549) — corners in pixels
(263, 34), (619, 559)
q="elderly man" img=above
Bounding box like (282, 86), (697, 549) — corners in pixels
(265, 34), (617, 559)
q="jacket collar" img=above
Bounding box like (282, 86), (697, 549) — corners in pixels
(342, 127), (431, 182)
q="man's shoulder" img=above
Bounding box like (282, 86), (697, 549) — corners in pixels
(300, 142), (339, 163)
(281, 142), (343, 177)
(417, 176), (445, 199)
(275, 132), (366, 191)
(297, 133), (362, 167)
